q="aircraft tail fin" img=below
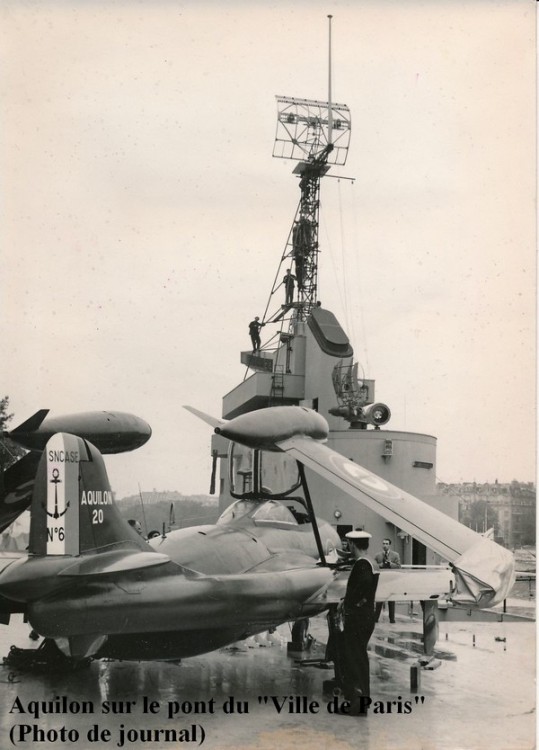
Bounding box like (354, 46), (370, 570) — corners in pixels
(29, 432), (148, 556)
(8, 409), (50, 437)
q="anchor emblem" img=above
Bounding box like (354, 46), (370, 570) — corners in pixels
(44, 467), (70, 519)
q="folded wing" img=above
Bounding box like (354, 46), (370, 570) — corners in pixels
(278, 436), (515, 607)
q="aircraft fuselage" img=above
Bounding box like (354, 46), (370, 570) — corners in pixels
(0, 507), (339, 660)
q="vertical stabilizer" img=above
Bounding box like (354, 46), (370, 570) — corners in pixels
(29, 433), (81, 556)
(29, 433), (146, 556)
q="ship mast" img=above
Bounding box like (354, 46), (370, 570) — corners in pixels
(272, 15), (351, 322)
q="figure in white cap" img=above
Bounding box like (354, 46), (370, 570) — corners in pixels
(340, 528), (379, 716)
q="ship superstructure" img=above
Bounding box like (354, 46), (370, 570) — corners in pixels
(210, 18), (458, 567)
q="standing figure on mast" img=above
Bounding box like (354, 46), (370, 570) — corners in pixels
(292, 219), (311, 293)
(248, 316), (265, 352)
(283, 268), (297, 306)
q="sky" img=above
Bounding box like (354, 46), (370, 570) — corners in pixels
(1, 0), (536, 498)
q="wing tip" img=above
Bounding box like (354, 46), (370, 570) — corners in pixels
(183, 406), (225, 429)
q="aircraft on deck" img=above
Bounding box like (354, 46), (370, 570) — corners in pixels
(0, 406), (515, 667)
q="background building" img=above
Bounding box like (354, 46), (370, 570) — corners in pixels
(438, 481), (536, 548)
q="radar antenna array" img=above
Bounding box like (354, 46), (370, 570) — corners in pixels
(273, 96), (351, 165)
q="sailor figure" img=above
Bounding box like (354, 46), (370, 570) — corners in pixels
(340, 529), (379, 715)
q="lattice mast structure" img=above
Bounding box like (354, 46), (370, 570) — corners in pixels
(272, 16), (351, 322)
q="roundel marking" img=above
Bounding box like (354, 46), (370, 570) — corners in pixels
(328, 452), (402, 500)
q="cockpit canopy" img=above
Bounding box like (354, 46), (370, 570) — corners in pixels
(228, 443), (301, 499)
(218, 498), (310, 527)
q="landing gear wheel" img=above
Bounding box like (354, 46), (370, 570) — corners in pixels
(287, 619), (313, 653)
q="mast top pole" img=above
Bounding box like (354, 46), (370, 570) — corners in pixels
(328, 15), (333, 145)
